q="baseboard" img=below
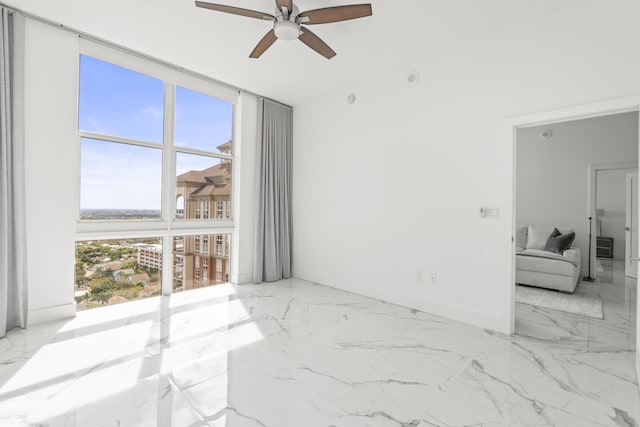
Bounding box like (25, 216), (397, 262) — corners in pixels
(293, 272), (510, 334)
(231, 272), (254, 285)
(28, 303), (76, 326)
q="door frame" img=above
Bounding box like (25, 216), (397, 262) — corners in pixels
(504, 95), (640, 335)
(505, 94), (640, 389)
(626, 171), (639, 278)
(588, 163), (638, 278)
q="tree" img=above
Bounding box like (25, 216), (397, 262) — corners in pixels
(74, 293), (89, 304)
(75, 275), (89, 288)
(90, 277), (116, 304)
(75, 261), (86, 277)
(121, 261), (137, 270)
(94, 268), (114, 279)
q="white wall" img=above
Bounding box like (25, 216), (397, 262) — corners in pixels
(24, 19), (79, 324)
(597, 168), (635, 260)
(231, 92), (258, 284)
(516, 113), (638, 271)
(292, 3), (640, 333)
(22, 20), (259, 325)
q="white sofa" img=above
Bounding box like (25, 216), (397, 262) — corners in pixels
(515, 225), (581, 293)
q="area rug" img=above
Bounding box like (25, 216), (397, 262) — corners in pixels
(516, 280), (604, 319)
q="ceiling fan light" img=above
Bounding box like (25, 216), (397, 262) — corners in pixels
(275, 20), (299, 41)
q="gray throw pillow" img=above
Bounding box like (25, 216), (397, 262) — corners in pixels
(515, 225), (528, 249)
(544, 228), (575, 254)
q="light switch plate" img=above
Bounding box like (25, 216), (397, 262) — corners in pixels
(480, 207), (500, 218)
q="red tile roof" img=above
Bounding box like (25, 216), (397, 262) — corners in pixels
(130, 273), (150, 283)
(108, 295), (129, 304)
(177, 162), (232, 198)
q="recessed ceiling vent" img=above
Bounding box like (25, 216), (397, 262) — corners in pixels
(539, 129), (553, 140)
(405, 71), (420, 87)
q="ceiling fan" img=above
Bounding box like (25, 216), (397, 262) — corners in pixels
(195, 0), (373, 59)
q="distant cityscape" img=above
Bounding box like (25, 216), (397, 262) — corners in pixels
(75, 239), (161, 310)
(80, 209), (161, 221)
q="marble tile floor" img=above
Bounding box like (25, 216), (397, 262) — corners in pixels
(0, 262), (638, 427)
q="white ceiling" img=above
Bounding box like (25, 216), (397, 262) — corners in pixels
(7, 0), (575, 105)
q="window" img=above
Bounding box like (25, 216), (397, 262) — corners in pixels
(172, 233), (230, 292)
(203, 257), (208, 286)
(175, 85), (233, 223)
(226, 201), (230, 219)
(216, 235), (223, 256)
(76, 47), (236, 308)
(176, 153), (231, 221)
(74, 238), (161, 311)
(175, 85), (232, 152)
(176, 195), (185, 219)
(175, 254), (183, 280)
(79, 56), (164, 143)
(216, 201), (224, 219)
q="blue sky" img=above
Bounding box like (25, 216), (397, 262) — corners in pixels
(79, 55), (232, 210)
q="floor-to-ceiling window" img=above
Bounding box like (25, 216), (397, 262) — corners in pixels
(74, 45), (235, 311)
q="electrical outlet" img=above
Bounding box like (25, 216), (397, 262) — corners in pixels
(430, 273), (437, 284)
(416, 271), (423, 281)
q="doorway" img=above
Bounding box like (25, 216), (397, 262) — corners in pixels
(506, 95), (640, 387)
(590, 164), (638, 279)
(505, 96), (640, 334)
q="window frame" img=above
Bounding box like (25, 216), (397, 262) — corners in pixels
(75, 40), (237, 297)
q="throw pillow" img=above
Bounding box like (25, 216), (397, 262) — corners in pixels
(525, 225), (555, 250)
(548, 228), (561, 239)
(544, 229), (576, 254)
(515, 225), (528, 250)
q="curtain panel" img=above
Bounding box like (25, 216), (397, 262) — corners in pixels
(254, 98), (293, 283)
(0, 8), (27, 337)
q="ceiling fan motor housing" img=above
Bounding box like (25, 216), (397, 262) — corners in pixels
(274, 4), (300, 40)
(274, 20), (300, 40)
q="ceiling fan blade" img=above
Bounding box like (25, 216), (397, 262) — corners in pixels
(298, 28), (336, 59)
(275, 0), (293, 14)
(298, 4), (372, 25)
(195, 1), (274, 20)
(249, 30), (278, 58)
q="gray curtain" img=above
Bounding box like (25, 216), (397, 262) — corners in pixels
(254, 98), (293, 283)
(0, 8), (27, 337)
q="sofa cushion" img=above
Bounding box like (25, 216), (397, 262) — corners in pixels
(515, 225), (528, 250)
(525, 225), (555, 250)
(544, 228), (575, 254)
(516, 249), (579, 276)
